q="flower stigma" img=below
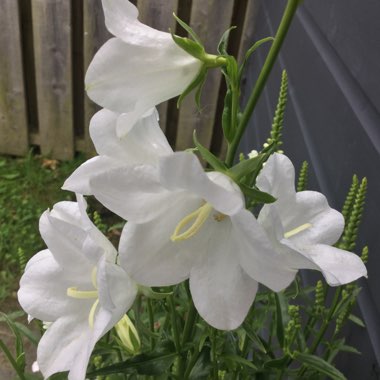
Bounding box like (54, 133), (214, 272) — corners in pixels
(66, 267), (99, 328)
(171, 203), (213, 242)
(284, 223), (312, 239)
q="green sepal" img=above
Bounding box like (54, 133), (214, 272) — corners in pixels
(177, 65), (207, 109)
(138, 285), (172, 300)
(173, 13), (203, 46)
(228, 154), (264, 181)
(171, 32), (205, 60)
(238, 36), (274, 82)
(193, 131), (227, 172)
(217, 26), (237, 55)
(240, 183), (276, 204)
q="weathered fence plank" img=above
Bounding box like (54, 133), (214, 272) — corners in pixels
(0, 0), (29, 156)
(175, 0), (235, 152)
(31, 0), (74, 160)
(82, 0), (111, 156)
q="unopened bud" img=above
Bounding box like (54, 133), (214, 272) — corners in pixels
(115, 314), (141, 355)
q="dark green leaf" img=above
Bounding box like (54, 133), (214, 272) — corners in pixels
(293, 352), (346, 380)
(348, 314), (365, 328)
(264, 355), (290, 369)
(189, 346), (212, 380)
(217, 26), (236, 55)
(87, 351), (177, 377)
(240, 184), (276, 204)
(223, 354), (258, 370)
(177, 66), (207, 109)
(193, 131), (227, 172)
(241, 324), (267, 354)
(274, 293), (289, 347)
(228, 154), (264, 180)
(222, 89), (233, 143)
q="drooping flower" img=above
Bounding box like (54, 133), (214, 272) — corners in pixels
(256, 153), (367, 285)
(85, 0), (202, 124)
(63, 108), (174, 223)
(18, 195), (137, 380)
(83, 151), (296, 330)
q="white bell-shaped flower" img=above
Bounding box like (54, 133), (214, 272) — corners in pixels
(256, 153), (367, 285)
(18, 195), (137, 380)
(85, 0), (202, 118)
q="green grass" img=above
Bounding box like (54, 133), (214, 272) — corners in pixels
(0, 151), (86, 304)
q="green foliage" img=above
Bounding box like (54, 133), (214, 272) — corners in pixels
(0, 152), (84, 304)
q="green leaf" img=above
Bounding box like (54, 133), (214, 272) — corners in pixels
(238, 36), (274, 82)
(2, 173), (20, 180)
(241, 324), (267, 354)
(172, 13), (203, 46)
(222, 89), (233, 143)
(176, 66), (207, 109)
(87, 351), (177, 377)
(264, 355), (290, 369)
(217, 26), (236, 55)
(293, 352), (346, 380)
(228, 154), (264, 180)
(222, 354), (258, 370)
(274, 293), (289, 347)
(189, 346), (212, 380)
(348, 314), (365, 328)
(0, 338), (26, 380)
(240, 184), (276, 204)
(193, 131), (227, 172)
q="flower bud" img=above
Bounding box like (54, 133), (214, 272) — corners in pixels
(115, 314), (141, 355)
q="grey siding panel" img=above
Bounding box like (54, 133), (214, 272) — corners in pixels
(241, 0), (380, 377)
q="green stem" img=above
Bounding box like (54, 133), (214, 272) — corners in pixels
(225, 0), (300, 166)
(211, 328), (219, 379)
(168, 295), (185, 377)
(147, 298), (155, 350)
(0, 339), (26, 380)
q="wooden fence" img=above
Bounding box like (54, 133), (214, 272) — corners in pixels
(0, 0), (258, 160)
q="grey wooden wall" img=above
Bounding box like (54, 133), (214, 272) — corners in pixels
(240, 1), (380, 378)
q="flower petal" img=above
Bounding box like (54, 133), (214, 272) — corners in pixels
(189, 220), (258, 330)
(18, 250), (83, 322)
(159, 152), (244, 215)
(256, 153), (296, 203)
(119, 193), (201, 285)
(101, 0), (168, 45)
(291, 244), (367, 286)
(63, 156), (125, 195)
(89, 164), (172, 223)
(89, 108), (172, 161)
(85, 37), (201, 113)
(233, 209), (297, 292)
(279, 191), (344, 246)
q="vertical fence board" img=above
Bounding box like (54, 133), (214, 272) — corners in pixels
(83, 0), (110, 156)
(137, 0), (178, 133)
(0, 1), (29, 156)
(31, 0), (74, 160)
(175, 0), (235, 152)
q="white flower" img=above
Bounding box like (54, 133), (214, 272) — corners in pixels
(256, 153), (367, 285)
(91, 151), (295, 330)
(18, 195), (137, 380)
(85, 0), (202, 119)
(63, 108), (173, 223)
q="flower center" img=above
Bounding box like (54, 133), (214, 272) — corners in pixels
(66, 267), (99, 328)
(171, 203), (213, 242)
(284, 223), (312, 239)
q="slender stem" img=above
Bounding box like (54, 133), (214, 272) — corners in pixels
(168, 295), (185, 377)
(211, 328), (219, 379)
(147, 298), (155, 350)
(0, 339), (26, 380)
(182, 282), (198, 346)
(225, 0), (301, 166)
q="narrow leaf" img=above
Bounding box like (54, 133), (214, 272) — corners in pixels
(228, 154), (264, 180)
(240, 184), (276, 204)
(293, 352), (346, 380)
(193, 131), (227, 172)
(223, 354), (258, 370)
(217, 26), (237, 55)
